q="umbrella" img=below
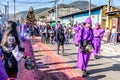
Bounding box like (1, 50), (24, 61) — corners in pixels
(51, 22), (57, 27)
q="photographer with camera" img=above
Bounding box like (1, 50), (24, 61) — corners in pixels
(74, 17), (94, 77)
(0, 21), (35, 79)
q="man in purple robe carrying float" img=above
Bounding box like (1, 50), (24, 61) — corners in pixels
(93, 23), (105, 59)
(74, 17), (94, 77)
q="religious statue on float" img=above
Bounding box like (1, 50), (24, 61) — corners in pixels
(26, 6), (36, 25)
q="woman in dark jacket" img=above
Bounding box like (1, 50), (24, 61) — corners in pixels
(57, 24), (65, 56)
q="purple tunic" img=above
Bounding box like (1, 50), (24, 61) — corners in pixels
(77, 27), (93, 70)
(21, 23), (27, 41)
(55, 24), (61, 30)
(75, 17), (93, 70)
(93, 28), (104, 55)
(0, 57), (8, 80)
(73, 25), (81, 44)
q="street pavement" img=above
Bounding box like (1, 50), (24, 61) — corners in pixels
(32, 37), (120, 80)
(16, 40), (40, 80)
(32, 38), (85, 80)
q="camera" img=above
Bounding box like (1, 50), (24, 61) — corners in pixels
(80, 40), (93, 53)
(24, 57), (35, 70)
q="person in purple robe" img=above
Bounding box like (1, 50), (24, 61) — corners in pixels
(64, 31), (69, 44)
(93, 23), (105, 59)
(73, 23), (81, 44)
(54, 24), (61, 43)
(0, 53), (9, 80)
(55, 24), (60, 31)
(20, 23), (28, 41)
(74, 17), (94, 77)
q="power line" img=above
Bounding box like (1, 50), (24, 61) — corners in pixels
(16, 1), (55, 4)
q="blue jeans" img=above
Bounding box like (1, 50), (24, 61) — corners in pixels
(110, 33), (117, 44)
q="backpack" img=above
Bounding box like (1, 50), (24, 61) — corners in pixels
(58, 27), (64, 41)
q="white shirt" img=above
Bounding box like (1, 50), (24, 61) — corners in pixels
(12, 45), (23, 61)
(112, 28), (116, 33)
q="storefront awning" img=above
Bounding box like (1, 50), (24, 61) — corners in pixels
(106, 10), (120, 16)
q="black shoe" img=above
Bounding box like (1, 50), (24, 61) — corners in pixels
(94, 55), (100, 59)
(82, 70), (88, 77)
(86, 71), (90, 75)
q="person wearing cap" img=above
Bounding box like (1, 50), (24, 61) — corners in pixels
(93, 23), (105, 59)
(74, 17), (94, 77)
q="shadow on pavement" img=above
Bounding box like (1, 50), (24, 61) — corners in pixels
(86, 75), (106, 80)
(101, 55), (120, 59)
(36, 62), (49, 69)
(34, 54), (43, 57)
(88, 64), (120, 75)
(43, 66), (77, 72)
(65, 53), (77, 56)
(34, 49), (71, 53)
(90, 59), (95, 61)
(44, 60), (77, 66)
(88, 63), (104, 67)
(38, 71), (84, 80)
(35, 58), (41, 61)
(100, 55), (120, 62)
(39, 49), (57, 52)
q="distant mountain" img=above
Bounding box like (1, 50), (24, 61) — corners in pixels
(67, 1), (96, 10)
(9, 1), (97, 20)
(9, 7), (49, 20)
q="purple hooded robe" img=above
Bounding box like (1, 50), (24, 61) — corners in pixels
(20, 23), (27, 41)
(73, 23), (81, 44)
(0, 53), (9, 80)
(74, 17), (93, 70)
(93, 23), (105, 55)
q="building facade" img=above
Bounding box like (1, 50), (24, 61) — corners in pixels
(60, 5), (119, 29)
(47, 4), (81, 23)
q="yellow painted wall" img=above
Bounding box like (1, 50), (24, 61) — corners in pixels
(101, 5), (120, 30)
(101, 5), (107, 29)
(109, 16), (112, 30)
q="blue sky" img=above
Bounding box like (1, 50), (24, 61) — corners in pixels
(0, 0), (120, 14)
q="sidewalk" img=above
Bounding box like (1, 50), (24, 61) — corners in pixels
(101, 42), (120, 62)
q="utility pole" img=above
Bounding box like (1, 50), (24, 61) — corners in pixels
(89, 0), (91, 17)
(5, 5), (7, 19)
(7, 1), (9, 20)
(106, 0), (110, 28)
(14, 0), (16, 21)
(3, 9), (4, 15)
(55, 0), (58, 23)
(0, 2), (8, 19)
